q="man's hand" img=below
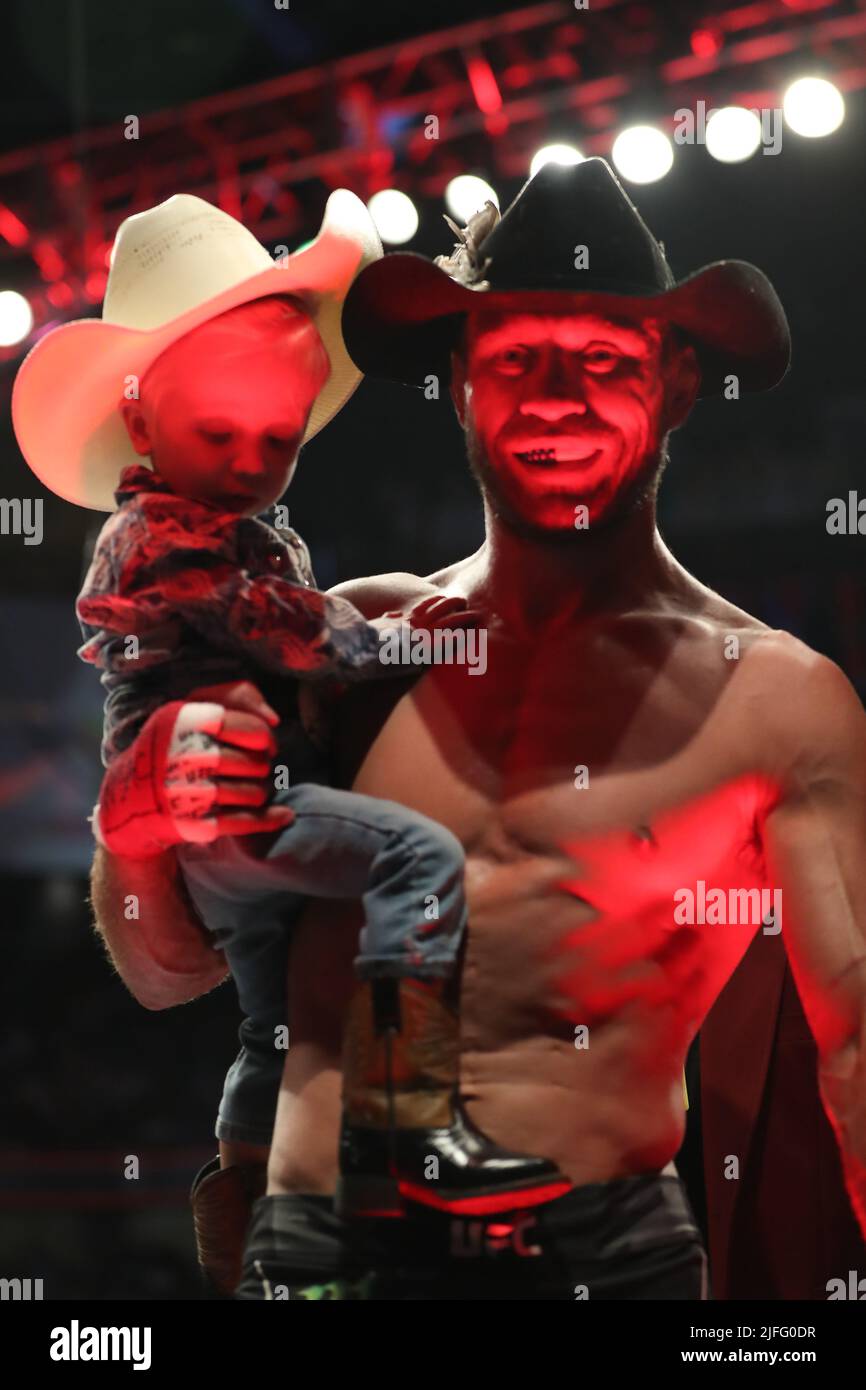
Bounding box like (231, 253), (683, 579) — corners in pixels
(95, 681), (294, 859)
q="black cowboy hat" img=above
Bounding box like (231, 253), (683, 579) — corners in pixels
(342, 157), (790, 397)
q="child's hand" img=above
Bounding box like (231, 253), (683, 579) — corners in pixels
(390, 594), (485, 633)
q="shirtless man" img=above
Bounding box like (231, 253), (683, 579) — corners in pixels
(90, 160), (866, 1299)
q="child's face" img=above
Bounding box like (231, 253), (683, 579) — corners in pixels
(122, 297), (330, 516)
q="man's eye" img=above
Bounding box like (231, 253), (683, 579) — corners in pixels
(494, 346), (532, 373)
(582, 348), (623, 374)
(265, 434), (297, 451)
(199, 429), (232, 446)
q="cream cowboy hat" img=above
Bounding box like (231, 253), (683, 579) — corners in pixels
(12, 190), (382, 510)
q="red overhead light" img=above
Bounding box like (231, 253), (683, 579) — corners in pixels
(484, 111), (509, 137)
(46, 282), (73, 309)
(0, 204), (29, 248)
(85, 271), (107, 302)
(33, 240), (65, 280)
(467, 53), (503, 114)
(691, 28), (723, 59)
(503, 63), (531, 89)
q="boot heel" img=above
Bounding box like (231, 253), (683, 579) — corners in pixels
(335, 1172), (404, 1221)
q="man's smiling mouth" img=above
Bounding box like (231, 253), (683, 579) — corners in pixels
(512, 441), (603, 467)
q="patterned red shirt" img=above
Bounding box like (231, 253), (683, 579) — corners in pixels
(77, 464), (383, 765)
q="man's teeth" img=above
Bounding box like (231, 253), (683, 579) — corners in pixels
(517, 447), (556, 464)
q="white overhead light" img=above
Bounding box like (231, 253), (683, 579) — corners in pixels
(529, 143), (584, 179)
(611, 125), (674, 183)
(705, 106), (763, 163)
(0, 290), (33, 347)
(367, 189), (419, 245)
(444, 175), (499, 223)
(783, 76), (845, 138)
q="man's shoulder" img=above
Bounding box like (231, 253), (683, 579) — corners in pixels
(734, 628), (866, 778)
(326, 570), (446, 619)
(736, 626), (848, 697)
(674, 580), (829, 685)
(671, 580), (865, 762)
(706, 611), (855, 712)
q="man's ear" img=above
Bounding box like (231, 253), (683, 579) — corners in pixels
(121, 401), (153, 456)
(449, 348), (468, 428)
(664, 342), (701, 432)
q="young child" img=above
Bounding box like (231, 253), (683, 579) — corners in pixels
(13, 194), (567, 1251)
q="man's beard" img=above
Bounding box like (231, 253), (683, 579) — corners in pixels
(464, 416), (669, 545)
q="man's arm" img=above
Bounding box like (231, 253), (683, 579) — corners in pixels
(90, 844), (228, 1010)
(761, 649), (866, 1233)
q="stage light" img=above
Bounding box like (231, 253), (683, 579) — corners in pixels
(611, 126), (674, 183)
(367, 189), (419, 245)
(444, 175), (499, 223)
(85, 271), (108, 302)
(529, 144), (584, 178)
(466, 54), (502, 115)
(0, 290), (33, 347)
(46, 283), (73, 309)
(783, 77), (844, 138)
(0, 205), (29, 249)
(705, 106), (762, 163)
(690, 28), (722, 60)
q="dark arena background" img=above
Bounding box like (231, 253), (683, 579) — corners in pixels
(1, 0), (866, 1340)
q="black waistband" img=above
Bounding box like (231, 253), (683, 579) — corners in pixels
(243, 1170), (703, 1280)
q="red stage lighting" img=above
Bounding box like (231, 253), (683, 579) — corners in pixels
(33, 241), (65, 281)
(691, 28), (723, 59)
(502, 64), (531, 89)
(85, 271), (107, 302)
(467, 53), (503, 115)
(46, 283), (73, 309)
(0, 205), (29, 248)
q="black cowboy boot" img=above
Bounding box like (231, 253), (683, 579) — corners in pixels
(335, 977), (570, 1219)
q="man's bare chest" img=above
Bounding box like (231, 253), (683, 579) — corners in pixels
(349, 630), (763, 863)
(330, 626), (776, 1040)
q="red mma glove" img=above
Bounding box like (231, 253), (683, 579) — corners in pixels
(91, 683), (294, 859)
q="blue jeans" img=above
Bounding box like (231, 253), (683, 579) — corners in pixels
(177, 783), (467, 1146)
